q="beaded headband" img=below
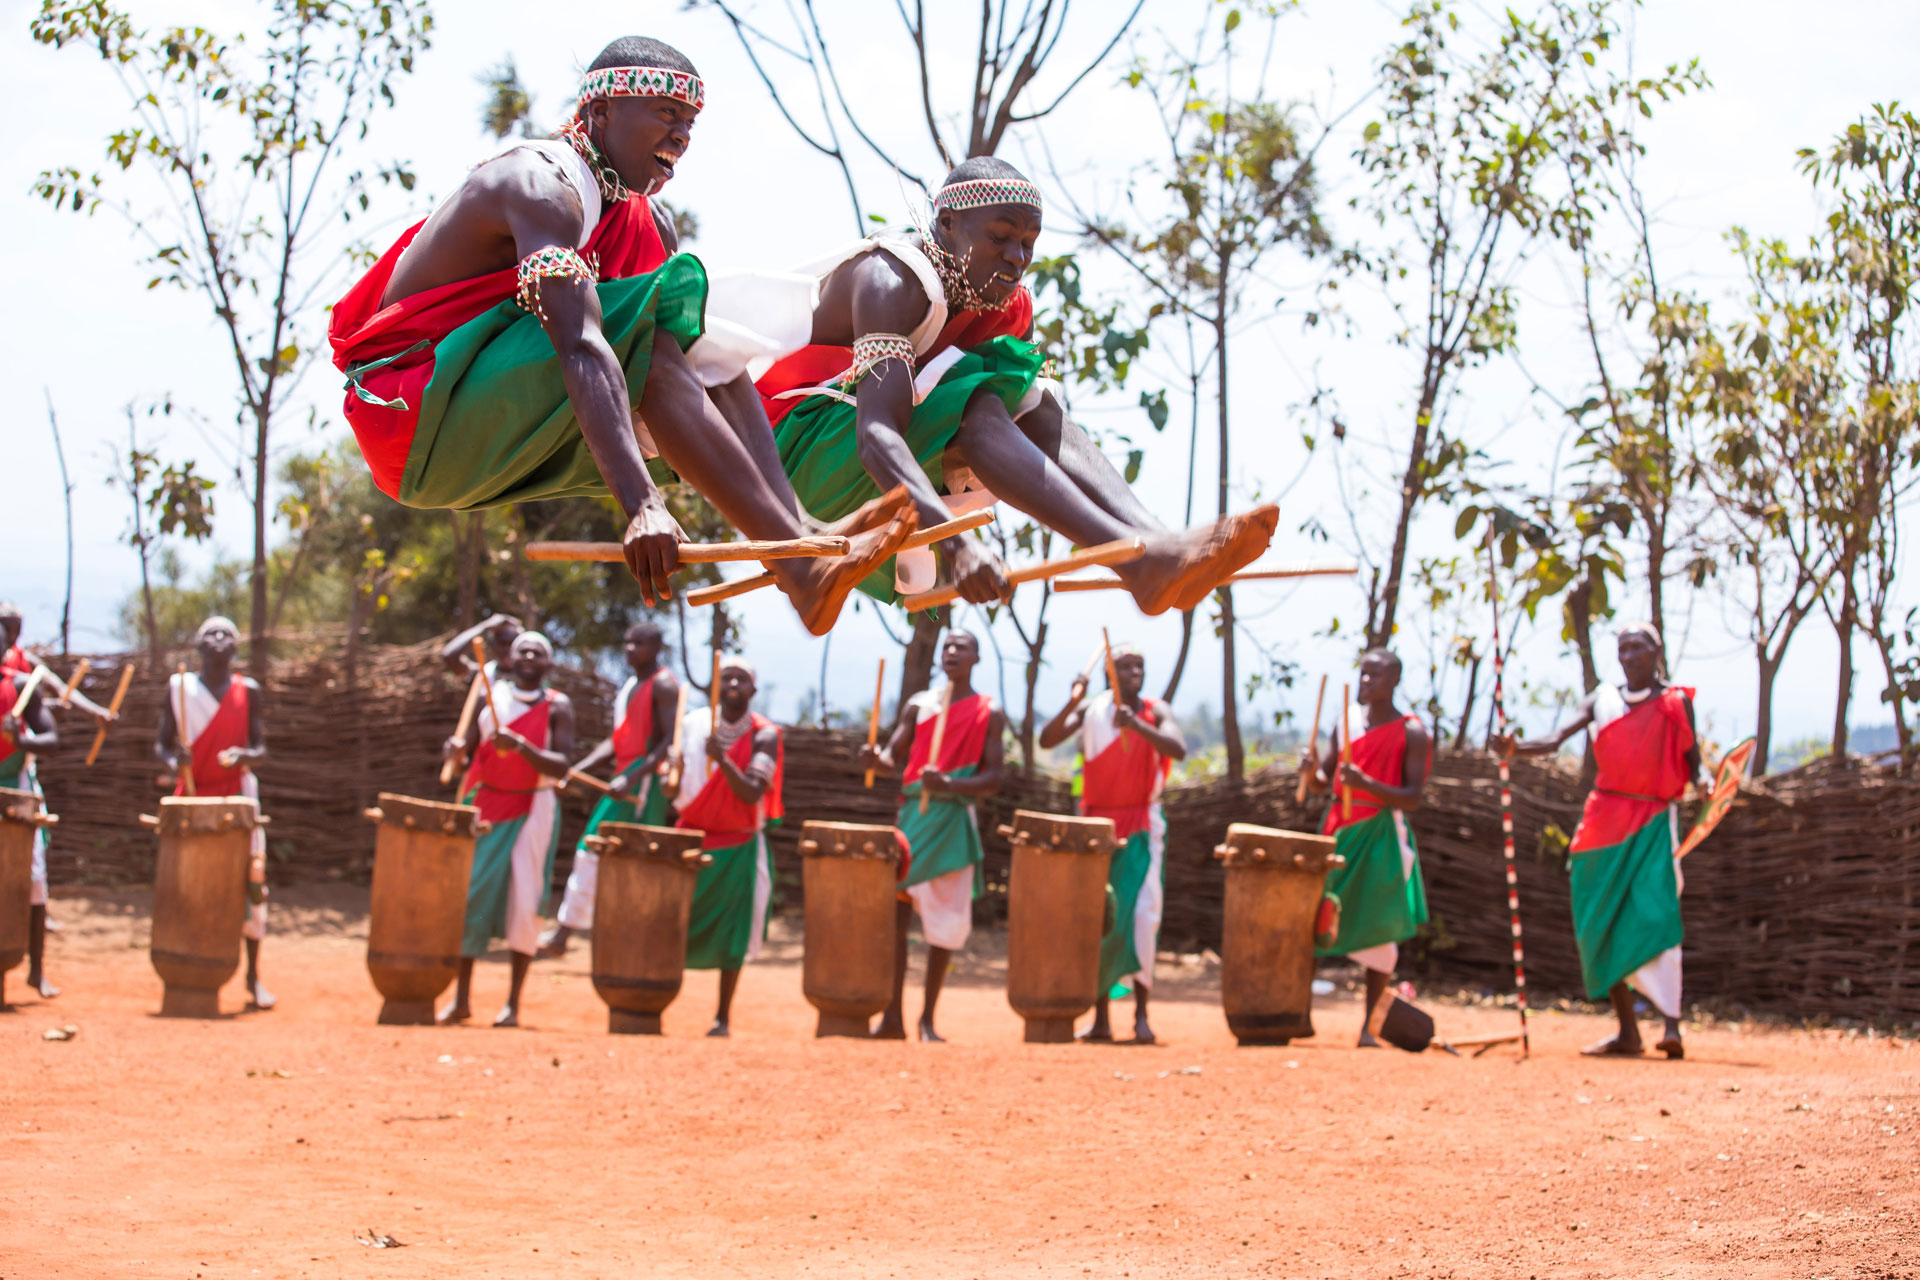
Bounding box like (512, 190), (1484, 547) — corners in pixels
(933, 176), (1043, 214)
(577, 65), (705, 113)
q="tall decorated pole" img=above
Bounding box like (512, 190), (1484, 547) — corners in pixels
(1486, 534), (1530, 1058)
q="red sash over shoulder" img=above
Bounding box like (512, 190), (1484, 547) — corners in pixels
(1322, 714), (1426, 838)
(176, 678), (252, 798)
(1079, 699), (1174, 841)
(327, 194), (668, 499)
(901, 693), (995, 786)
(611, 670), (664, 773)
(471, 694), (552, 825)
(756, 286), (1034, 428)
(1570, 687), (1695, 854)
(675, 713), (784, 849)
(0, 646), (30, 680)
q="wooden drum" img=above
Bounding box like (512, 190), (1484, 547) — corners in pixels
(589, 822), (708, 1034)
(146, 796), (264, 1018)
(799, 821), (901, 1037)
(0, 787), (52, 1008)
(363, 794), (485, 1025)
(1003, 810), (1116, 1043)
(1215, 823), (1343, 1046)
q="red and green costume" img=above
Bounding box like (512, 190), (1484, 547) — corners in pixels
(1567, 685), (1694, 1012)
(1077, 693), (1180, 995)
(585, 670), (674, 836)
(673, 710), (785, 972)
(759, 283), (1044, 604)
(328, 194), (705, 511)
(895, 691), (997, 895)
(1316, 715), (1431, 967)
(464, 689), (562, 957)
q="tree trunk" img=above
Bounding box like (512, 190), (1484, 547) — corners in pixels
(249, 410), (271, 679)
(1567, 560), (1601, 695)
(1020, 620), (1047, 776)
(898, 611), (941, 714)
(1162, 611), (1195, 703)
(1372, 384), (1439, 649)
(1754, 651), (1779, 777)
(456, 511), (484, 630)
(1453, 653), (1481, 749)
(1832, 575), (1856, 758)
(506, 507), (538, 625)
(1213, 296), (1243, 781)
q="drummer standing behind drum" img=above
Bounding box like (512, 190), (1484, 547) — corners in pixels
(859, 630), (1005, 1042)
(540, 620), (678, 958)
(155, 617), (274, 1009)
(1038, 642), (1185, 1045)
(439, 631), (572, 1028)
(0, 662), (59, 999)
(661, 656), (782, 1037)
(1299, 650), (1432, 1047)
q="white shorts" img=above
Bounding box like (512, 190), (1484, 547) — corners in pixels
(907, 865), (976, 952)
(555, 847), (598, 932)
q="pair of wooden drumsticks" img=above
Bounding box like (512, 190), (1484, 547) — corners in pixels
(1295, 674), (1354, 819)
(8, 658), (140, 772)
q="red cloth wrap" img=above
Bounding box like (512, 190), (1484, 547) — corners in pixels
(1322, 714), (1426, 838)
(1078, 701), (1174, 841)
(756, 287), (1035, 428)
(674, 713), (784, 850)
(327, 195), (668, 499)
(174, 679), (252, 798)
(470, 695), (551, 824)
(0, 646), (30, 680)
(1570, 687), (1696, 854)
(901, 693), (994, 786)
(611, 670), (663, 773)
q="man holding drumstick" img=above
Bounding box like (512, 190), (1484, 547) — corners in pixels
(860, 630), (1005, 1042)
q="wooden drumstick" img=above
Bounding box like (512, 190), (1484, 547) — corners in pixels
(566, 768), (611, 793)
(525, 535), (851, 564)
(51, 659), (90, 706)
(663, 680), (688, 792)
(683, 510), (998, 608)
(473, 638), (504, 748)
(1101, 627), (1132, 745)
(173, 662), (196, 796)
(895, 537), (1147, 613)
(919, 681), (953, 816)
(84, 663), (137, 766)
(864, 656), (886, 789)
(1296, 674), (1328, 806)
(7, 667), (48, 722)
(440, 669), (487, 785)
(1050, 561), (1360, 592)
(1339, 682), (1352, 821)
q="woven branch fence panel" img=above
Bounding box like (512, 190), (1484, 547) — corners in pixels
(29, 641), (1920, 1022)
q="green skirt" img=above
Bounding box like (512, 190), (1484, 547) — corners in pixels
(401, 257), (708, 511)
(1568, 809), (1683, 1001)
(685, 835), (769, 971)
(773, 336), (1046, 603)
(896, 766), (984, 894)
(1315, 811), (1429, 958)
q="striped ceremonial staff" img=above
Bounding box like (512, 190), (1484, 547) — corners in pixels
(1481, 535), (1529, 1058)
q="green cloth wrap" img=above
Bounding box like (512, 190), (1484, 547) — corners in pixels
(685, 835), (768, 971)
(1099, 827), (1157, 992)
(1568, 809), (1683, 1000)
(401, 256), (708, 511)
(895, 764), (984, 895)
(1315, 811), (1429, 958)
(773, 336), (1046, 604)
(462, 810), (561, 958)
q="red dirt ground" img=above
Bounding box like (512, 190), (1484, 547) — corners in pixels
(4, 886), (1916, 1279)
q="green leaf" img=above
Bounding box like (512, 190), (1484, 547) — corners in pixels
(1454, 506), (1480, 539)
(1224, 8), (1241, 33)
(1124, 449), (1144, 483)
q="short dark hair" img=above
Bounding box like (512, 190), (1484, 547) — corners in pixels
(589, 37), (697, 78)
(626, 620), (664, 644)
(1360, 648), (1402, 679)
(941, 155), (1027, 187)
(945, 628), (981, 653)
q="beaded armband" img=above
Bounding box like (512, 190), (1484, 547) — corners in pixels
(515, 245), (599, 323)
(848, 333), (917, 385)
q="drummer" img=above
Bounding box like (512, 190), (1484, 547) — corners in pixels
(1038, 641), (1184, 1044)
(859, 630), (1005, 1042)
(0, 662), (58, 999)
(156, 617), (275, 1010)
(662, 656), (783, 1037)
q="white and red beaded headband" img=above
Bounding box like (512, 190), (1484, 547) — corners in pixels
(933, 176), (1043, 213)
(576, 65), (705, 113)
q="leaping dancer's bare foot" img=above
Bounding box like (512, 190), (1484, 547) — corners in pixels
(1113, 505), (1279, 616)
(773, 491), (919, 636)
(805, 487), (917, 540)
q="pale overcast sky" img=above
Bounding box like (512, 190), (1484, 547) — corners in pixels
(4, 0), (1916, 753)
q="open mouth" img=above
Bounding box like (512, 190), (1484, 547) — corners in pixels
(653, 152), (679, 179)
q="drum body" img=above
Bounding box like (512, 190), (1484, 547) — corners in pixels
(149, 797), (260, 1018)
(365, 793), (482, 1025)
(0, 788), (45, 1004)
(1004, 810), (1116, 1043)
(1216, 823), (1342, 1045)
(799, 821), (900, 1037)
(590, 822), (706, 1034)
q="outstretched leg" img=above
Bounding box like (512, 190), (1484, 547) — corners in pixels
(953, 390), (1275, 615)
(641, 338), (918, 634)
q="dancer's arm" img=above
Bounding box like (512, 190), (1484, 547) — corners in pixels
(1338, 717), (1430, 811)
(1036, 676), (1090, 749)
(1492, 690), (1599, 759)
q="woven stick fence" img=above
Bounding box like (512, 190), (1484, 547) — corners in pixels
(30, 640), (1920, 1022)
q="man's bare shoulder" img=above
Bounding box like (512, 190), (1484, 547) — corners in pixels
(844, 247), (933, 330)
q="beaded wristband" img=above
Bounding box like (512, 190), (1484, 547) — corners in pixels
(515, 245), (599, 323)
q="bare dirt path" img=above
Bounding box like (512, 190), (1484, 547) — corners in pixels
(4, 888), (1915, 1279)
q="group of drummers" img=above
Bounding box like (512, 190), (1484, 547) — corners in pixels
(6, 594), (1703, 1060)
